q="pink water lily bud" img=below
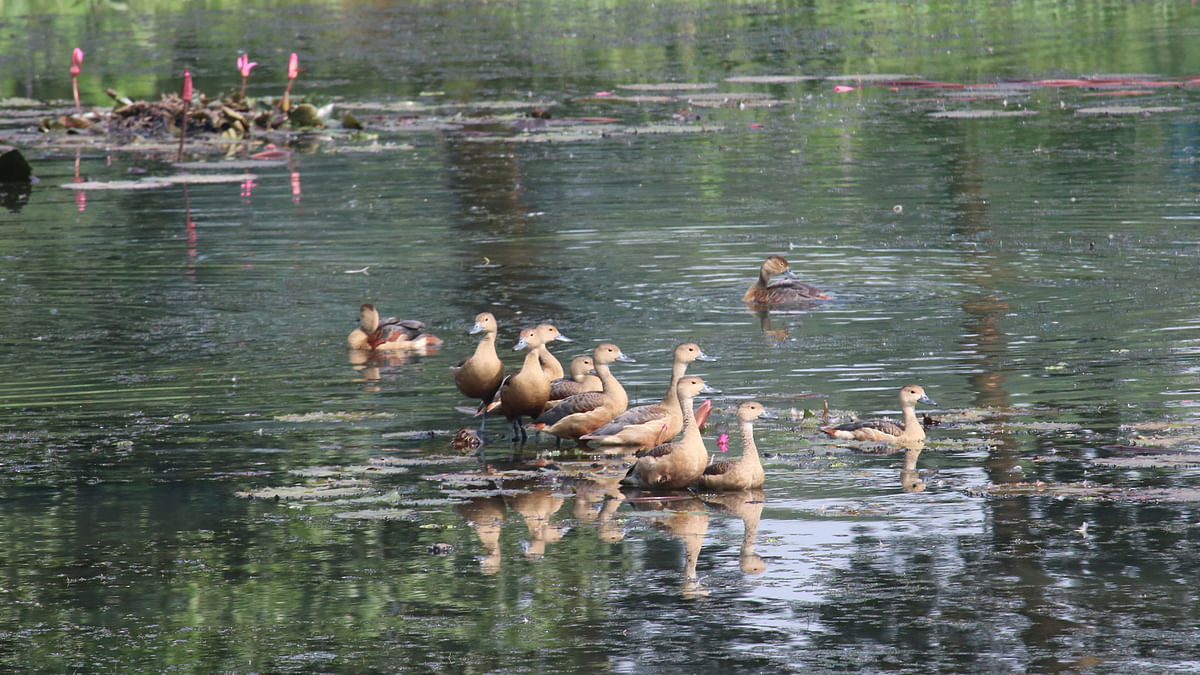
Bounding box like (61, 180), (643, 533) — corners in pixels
(833, 85), (856, 93)
(237, 54), (258, 78)
(69, 47), (83, 76)
(287, 53), (299, 80)
(182, 69), (193, 101)
(717, 433), (730, 453)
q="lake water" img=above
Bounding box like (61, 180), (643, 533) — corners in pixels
(4, 2), (1200, 672)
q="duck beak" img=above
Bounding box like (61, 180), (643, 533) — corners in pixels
(514, 336), (528, 350)
(918, 394), (936, 406)
(554, 333), (573, 343)
(695, 350), (717, 362)
(469, 322), (484, 335)
(699, 384), (721, 395)
(759, 409), (779, 419)
(615, 352), (635, 363)
(782, 268), (799, 279)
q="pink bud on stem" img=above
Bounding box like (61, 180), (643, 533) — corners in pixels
(177, 69), (193, 162)
(236, 53), (257, 100)
(69, 48), (84, 115)
(281, 52), (300, 111)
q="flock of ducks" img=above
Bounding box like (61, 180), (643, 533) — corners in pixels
(348, 256), (939, 495)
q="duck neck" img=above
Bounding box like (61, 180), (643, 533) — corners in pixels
(900, 403), (922, 438)
(596, 361), (627, 409)
(678, 395), (700, 443)
(520, 347), (543, 377)
(739, 419), (758, 461)
(662, 357), (688, 410)
(537, 345), (563, 379)
(473, 330), (498, 360)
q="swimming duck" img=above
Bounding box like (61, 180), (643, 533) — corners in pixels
(546, 355), (602, 405)
(628, 376), (719, 490)
(451, 312), (506, 429)
(534, 324), (573, 381)
(742, 255), (829, 305)
(347, 303), (442, 351)
(533, 343), (635, 443)
(582, 343), (716, 448)
(496, 327), (553, 441)
(698, 401), (775, 491)
(820, 384), (936, 443)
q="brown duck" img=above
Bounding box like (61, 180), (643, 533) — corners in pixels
(451, 312), (505, 429)
(821, 384), (936, 443)
(347, 303), (442, 351)
(628, 376), (719, 490)
(743, 255), (829, 306)
(698, 401), (775, 491)
(533, 343), (634, 444)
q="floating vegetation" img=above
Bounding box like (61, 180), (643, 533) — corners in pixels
(826, 73), (920, 82)
(334, 509), (414, 520)
(1091, 454), (1200, 469)
(288, 464), (409, 478)
(995, 421), (1085, 433)
(236, 480), (374, 502)
(1075, 106), (1183, 115)
(172, 159), (288, 170)
(273, 411), (395, 423)
(464, 122), (715, 144)
(723, 75), (820, 84)
(928, 110), (1039, 119)
(617, 82), (718, 91)
(62, 173), (257, 191)
(970, 481), (1200, 502)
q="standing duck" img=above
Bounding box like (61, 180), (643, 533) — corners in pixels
(496, 327), (553, 442)
(743, 255), (829, 306)
(820, 384), (936, 443)
(347, 303), (442, 351)
(451, 312), (505, 429)
(627, 376), (719, 490)
(533, 343), (635, 444)
(698, 401), (775, 491)
(582, 343), (716, 448)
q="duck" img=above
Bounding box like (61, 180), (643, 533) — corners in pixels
(532, 343), (635, 444)
(820, 384), (936, 443)
(347, 303), (442, 351)
(546, 355), (602, 406)
(534, 324), (573, 380)
(627, 376), (719, 490)
(581, 343), (716, 448)
(698, 401), (775, 491)
(742, 254), (829, 306)
(451, 312), (506, 429)
(496, 327), (553, 442)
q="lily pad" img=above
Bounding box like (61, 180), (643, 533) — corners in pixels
(826, 74), (920, 82)
(288, 464), (409, 477)
(274, 411), (395, 423)
(928, 110), (1039, 119)
(236, 480), (375, 501)
(617, 83), (717, 91)
(724, 75), (820, 84)
(1091, 454), (1200, 469)
(334, 509), (415, 520)
(1075, 106), (1182, 115)
(172, 159), (287, 170)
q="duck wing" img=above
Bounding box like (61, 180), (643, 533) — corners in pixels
(585, 403), (668, 437)
(636, 440), (677, 459)
(703, 460), (734, 476)
(535, 392), (607, 426)
(548, 378), (587, 401)
(764, 280), (828, 302)
(830, 418), (905, 436)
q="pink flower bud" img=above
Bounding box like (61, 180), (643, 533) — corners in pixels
(182, 69), (193, 101)
(69, 47), (83, 76)
(833, 85), (856, 93)
(287, 53), (299, 80)
(237, 54), (258, 78)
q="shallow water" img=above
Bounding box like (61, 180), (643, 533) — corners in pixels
(4, 1), (1200, 672)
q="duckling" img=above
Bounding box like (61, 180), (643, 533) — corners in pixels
(347, 303), (442, 351)
(582, 343), (716, 448)
(546, 355), (601, 405)
(698, 401), (775, 491)
(534, 324), (573, 381)
(496, 327), (553, 442)
(533, 343), (635, 443)
(627, 376), (719, 490)
(451, 312), (506, 429)
(743, 255), (829, 306)
(821, 384), (936, 443)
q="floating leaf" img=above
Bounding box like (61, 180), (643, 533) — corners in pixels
(723, 75), (819, 84)
(274, 411), (395, 423)
(236, 480), (374, 501)
(1091, 454), (1200, 469)
(1075, 106), (1182, 115)
(334, 509), (414, 520)
(617, 82), (717, 91)
(928, 110), (1039, 119)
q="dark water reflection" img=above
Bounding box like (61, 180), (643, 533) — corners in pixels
(5, 1), (1200, 672)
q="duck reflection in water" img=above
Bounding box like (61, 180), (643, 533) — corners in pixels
(900, 446), (926, 493)
(572, 469), (629, 543)
(455, 494), (506, 575)
(702, 488), (767, 575)
(505, 488), (567, 559)
(629, 494), (711, 598)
